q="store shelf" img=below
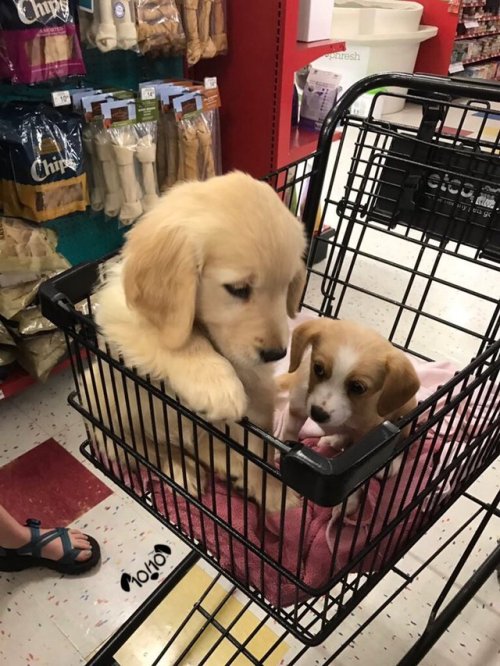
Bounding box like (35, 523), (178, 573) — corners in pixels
(472, 15), (500, 22)
(291, 39), (345, 71)
(460, 1), (486, 8)
(0, 357), (71, 401)
(456, 31), (500, 40)
(463, 51), (500, 64)
(289, 126), (342, 163)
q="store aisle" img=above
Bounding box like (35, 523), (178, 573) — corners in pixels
(0, 98), (499, 665)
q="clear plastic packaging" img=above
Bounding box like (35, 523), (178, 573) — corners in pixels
(0, 217), (70, 285)
(83, 0), (139, 53)
(97, 97), (160, 224)
(181, 0), (227, 65)
(136, 0), (186, 56)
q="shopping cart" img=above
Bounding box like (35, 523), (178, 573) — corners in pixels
(39, 73), (500, 665)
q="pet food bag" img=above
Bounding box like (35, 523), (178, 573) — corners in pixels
(0, 0), (86, 84)
(0, 103), (88, 223)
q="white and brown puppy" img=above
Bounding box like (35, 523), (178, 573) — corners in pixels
(277, 318), (420, 516)
(85, 172), (306, 511)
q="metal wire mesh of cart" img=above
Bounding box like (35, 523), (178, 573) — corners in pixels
(39, 74), (500, 648)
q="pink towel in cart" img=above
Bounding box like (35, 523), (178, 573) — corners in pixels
(148, 356), (494, 607)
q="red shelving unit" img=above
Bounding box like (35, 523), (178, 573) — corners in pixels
(193, 1), (344, 177)
(413, 1), (459, 75)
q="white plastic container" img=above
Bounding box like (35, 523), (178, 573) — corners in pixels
(298, 1), (336, 42)
(313, 0), (438, 114)
(331, 0), (424, 36)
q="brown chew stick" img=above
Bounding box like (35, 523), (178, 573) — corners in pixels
(196, 116), (215, 179)
(179, 122), (198, 181)
(199, 0), (216, 59)
(212, 0), (227, 54)
(184, 0), (202, 65)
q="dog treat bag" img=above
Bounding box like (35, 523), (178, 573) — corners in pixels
(0, 103), (88, 223)
(136, 0), (186, 56)
(0, 1), (86, 84)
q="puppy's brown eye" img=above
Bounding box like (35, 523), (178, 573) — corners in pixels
(349, 380), (366, 395)
(313, 362), (325, 378)
(224, 284), (251, 300)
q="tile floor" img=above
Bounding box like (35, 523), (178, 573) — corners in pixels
(0, 93), (499, 665)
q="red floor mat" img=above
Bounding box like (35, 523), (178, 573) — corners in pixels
(0, 439), (113, 525)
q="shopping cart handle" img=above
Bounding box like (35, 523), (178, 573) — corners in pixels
(280, 421), (401, 507)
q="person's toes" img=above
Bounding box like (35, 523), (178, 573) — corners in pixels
(75, 547), (92, 562)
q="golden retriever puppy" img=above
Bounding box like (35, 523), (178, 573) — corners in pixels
(277, 318), (420, 517)
(84, 172), (306, 511)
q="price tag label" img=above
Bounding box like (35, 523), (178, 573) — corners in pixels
(464, 19), (479, 29)
(140, 86), (156, 101)
(449, 62), (465, 74)
(51, 90), (71, 107)
(204, 77), (218, 90)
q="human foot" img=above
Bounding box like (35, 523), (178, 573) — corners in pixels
(1, 521), (92, 562)
(0, 519), (101, 574)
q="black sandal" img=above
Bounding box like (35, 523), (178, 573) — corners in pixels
(0, 518), (101, 575)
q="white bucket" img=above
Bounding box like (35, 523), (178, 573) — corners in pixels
(331, 0), (424, 36)
(314, 0), (438, 114)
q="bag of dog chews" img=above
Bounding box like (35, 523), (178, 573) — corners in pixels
(0, 103), (88, 223)
(0, 0), (85, 83)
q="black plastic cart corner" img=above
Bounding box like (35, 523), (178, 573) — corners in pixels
(40, 73), (500, 665)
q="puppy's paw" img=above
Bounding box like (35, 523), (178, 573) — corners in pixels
(163, 455), (207, 497)
(331, 490), (361, 523)
(318, 434), (348, 451)
(172, 359), (248, 422)
(264, 478), (301, 513)
(375, 453), (403, 480)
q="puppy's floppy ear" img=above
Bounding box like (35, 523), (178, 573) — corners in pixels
(287, 261), (306, 318)
(122, 220), (199, 350)
(288, 319), (320, 372)
(377, 351), (420, 416)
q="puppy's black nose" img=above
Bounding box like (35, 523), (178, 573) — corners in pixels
(259, 347), (287, 363)
(310, 405), (330, 423)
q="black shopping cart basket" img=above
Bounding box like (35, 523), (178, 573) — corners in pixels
(39, 73), (500, 666)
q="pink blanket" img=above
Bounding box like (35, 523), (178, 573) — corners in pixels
(99, 316), (497, 607)
(146, 356), (484, 607)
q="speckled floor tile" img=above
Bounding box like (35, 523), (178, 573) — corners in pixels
(3, 495), (191, 662)
(0, 399), (50, 466)
(0, 574), (85, 666)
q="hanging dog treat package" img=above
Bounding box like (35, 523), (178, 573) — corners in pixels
(0, 0), (86, 84)
(81, 0), (140, 53)
(99, 94), (160, 224)
(181, 0), (227, 66)
(174, 92), (216, 181)
(0, 102), (88, 223)
(136, 0), (186, 56)
(144, 78), (221, 190)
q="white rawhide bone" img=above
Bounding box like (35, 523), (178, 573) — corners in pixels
(115, 0), (139, 51)
(136, 135), (160, 211)
(95, 132), (122, 217)
(94, 0), (118, 52)
(112, 130), (143, 224)
(82, 127), (105, 211)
